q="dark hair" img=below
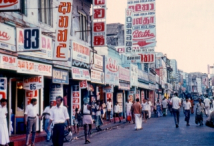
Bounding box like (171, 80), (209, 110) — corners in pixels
(56, 96), (63, 102)
(31, 98), (37, 104)
(136, 98), (139, 102)
(174, 93), (178, 96)
(0, 98), (7, 103)
(108, 98), (111, 101)
(75, 108), (78, 112)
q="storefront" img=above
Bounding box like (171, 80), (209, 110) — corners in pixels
(138, 69), (150, 102)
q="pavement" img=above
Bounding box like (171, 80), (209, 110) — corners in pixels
(36, 111), (214, 146)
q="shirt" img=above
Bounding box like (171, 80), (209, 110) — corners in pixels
(132, 102), (142, 114)
(114, 105), (120, 113)
(162, 99), (168, 108)
(0, 105), (7, 119)
(25, 104), (38, 117)
(204, 98), (210, 107)
(107, 101), (112, 110)
(126, 102), (133, 112)
(184, 101), (191, 110)
(142, 102), (150, 111)
(50, 105), (69, 124)
(170, 96), (181, 109)
(196, 103), (205, 115)
(43, 106), (52, 119)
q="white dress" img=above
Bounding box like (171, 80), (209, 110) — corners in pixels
(0, 105), (9, 145)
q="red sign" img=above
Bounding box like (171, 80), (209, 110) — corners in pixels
(73, 98), (80, 104)
(106, 93), (112, 100)
(94, 9), (105, 19)
(26, 90), (38, 105)
(139, 53), (155, 63)
(94, 0), (105, 5)
(93, 22), (105, 32)
(73, 91), (80, 98)
(93, 36), (105, 46)
(128, 3), (155, 12)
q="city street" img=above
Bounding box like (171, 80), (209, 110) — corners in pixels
(36, 112), (214, 146)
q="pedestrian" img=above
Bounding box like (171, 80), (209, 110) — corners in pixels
(153, 103), (157, 117)
(132, 98), (142, 130)
(131, 101), (135, 124)
(126, 99), (133, 123)
(0, 98), (9, 146)
(210, 97), (213, 109)
(156, 100), (163, 117)
(162, 98), (168, 116)
(183, 97), (191, 126)
(114, 102), (121, 123)
(25, 98), (40, 146)
(48, 96), (71, 146)
(95, 100), (103, 131)
(204, 96), (210, 116)
(190, 97), (194, 114)
(170, 92), (181, 128)
(142, 99), (149, 123)
(73, 108), (80, 134)
(206, 110), (214, 127)
(168, 97), (173, 115)
(182, 98), (186, 115)
(106, 98), (112, 121)
(41, 101), (54, 142)
(148, 99), (152, 118)
(101, 101), (106, 119)
(195, 98), (205, 126)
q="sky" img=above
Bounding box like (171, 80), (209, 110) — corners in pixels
(106, 0), (214, 73)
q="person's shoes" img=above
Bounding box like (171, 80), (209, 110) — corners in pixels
(85, 140), (91, 144)
(176, 124), (178, 128)
(187, 124), (190, 126)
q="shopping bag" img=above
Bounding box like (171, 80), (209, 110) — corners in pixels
(127, 115), (131, 122)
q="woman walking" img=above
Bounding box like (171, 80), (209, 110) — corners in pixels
(156, 100), (163, 117)
(95, 101), (103, 131)
(195, 98), (205, 126)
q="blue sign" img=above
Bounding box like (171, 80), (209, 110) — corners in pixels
(52, 68), (69, 84)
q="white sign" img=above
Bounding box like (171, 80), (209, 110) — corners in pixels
(0, 78), (7, 100)
(125, 9), (133, 53)
(72, 41), (90, 64)
(0, 54), (17, 70)
(53, 0), (72, 61)
(115, 46), (125, 54)
(91, 70), (104, 84)
(0, 0), (21, 11)
(130, 64), (138, 87)
(92, 54), (103, 71)
(23, 76), (44, 91)
(17, 59), (52, 76)
(71, 67), (91, 81)
(50, 84), (63, 102)
(0, 23), (16, 52)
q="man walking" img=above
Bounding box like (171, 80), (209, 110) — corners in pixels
(132, 98), (142, 130)
(170, 93), (181, 128)
(48, 96), (71, 146)
(204, 96), (210, 116)
(25, 98), (40, 146)
(183, 97), (191, 126)
(114, 102), (121, 123)
(162, 98), (168, 116)
(106, 98), (112, 121)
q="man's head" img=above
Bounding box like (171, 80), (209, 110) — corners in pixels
(198, 98), (202, 103)
(31, 98), (37, 106)
(0, 98), (7, 107)
(108, 98), (111, 102)
(56, 96), (63, 107)
(136, 98), (139, 102)
(174, 92), (178, 97)
(49, 101), (54, 107)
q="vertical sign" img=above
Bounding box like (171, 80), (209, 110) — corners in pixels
(125, 9), (133, 53)
(92, 0), (106, 47)
(53, 0), (72, 60)
(0, 78), (7, 100)
(72, 85), (80, 121)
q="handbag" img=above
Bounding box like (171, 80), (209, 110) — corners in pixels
(127, 114), (132, 122)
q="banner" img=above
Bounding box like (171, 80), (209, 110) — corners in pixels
(91, 70), (104, 84)
(23, 76), (44, 91)
(0, 0), (21, 11)
(71, 67), (91, 81)
(0, 23), (16, 52)
(52, 68), (69, 84)
(92, 54), (103, 71)
(0, 54), (17, 70)
(72, 41), (90, 64)
(53, 0), (72, 61)
(71, 85), (80, 118)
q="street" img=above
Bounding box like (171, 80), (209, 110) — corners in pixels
(36, 112), (214, 146)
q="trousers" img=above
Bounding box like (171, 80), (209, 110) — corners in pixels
(52, 123), (64, 146)
(44, 119), (51, 140)
(26, 117), (37, 145)
(185, 110), (190, 124)
(172, 109), (180, 125)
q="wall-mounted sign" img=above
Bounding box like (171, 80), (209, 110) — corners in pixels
(79, 80), (87, 89)
(0, 54), (17, 70)
(17, 59), (52, 76)
(125, 9), (133, 53)
(91, 70), (104, 84)
(138, 69), (149, 82)
(53, 0), (72, 61)
(0, 0), (21, 11)
(117, 93), (123, 112)
(23, 28), (41, 51)
(119, 81), (130, 90)
(71, 67), (91, 81)
(52, 68), (69, 84)
(119, 66), (130, 82)
(103, 85), (114, 93)
(72, 85), (80, 117)
(0, 23), (16, 52)
(23, 76), (44, 91)
(72, 41), (90, 64)
(50, 84), (63, 102)
(92, 54), (103, 71)
(139, 53), (155, 63)
(0, 78), (7, 100)
(115, 46), (125, 54)
(130, 64), (138, 87)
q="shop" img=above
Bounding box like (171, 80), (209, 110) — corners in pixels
(138, 69), (150, 102)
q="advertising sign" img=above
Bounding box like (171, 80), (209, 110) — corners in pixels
(79, 80), (88, 89)
(141, 90), (145, 100)
(72, 41), (90, 64)
(23, 28), (41, 51)
(23, 76), (44, 91)
(91, 70), (104, 84)
(53, 0), (72, 61)
(17, 59), (52, 76)
(49, 84), (63, 102)
(119, 81), (130, 90)
(0, 54), (17, 70)
(104, 56), (119, 85)
(122, 54), (141, 64)
(92, 54), (103, 71)
(119, 66), (130, 81)
(0, 23), (16, 52)
(103, 85), (114, 93)
(139, 53), (155, 63)
(0, 0), (21, 11)
(125, 9), (133, 53)
(117, 93), (123, 112)
(130, 64), (138, 87)
(138, 69), (149, 82)
(72, 85), (80, 117)
(71, 67), (91, 81)
(52, 68), (69, 84)
(0, 78), (7, 100)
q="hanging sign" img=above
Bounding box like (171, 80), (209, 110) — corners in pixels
(79, 80), (88, 89)
(72, 41), (90, 64)
(0, 54), (17, 70)
(53, 0), (73, 61)
(92, 54), (103, 71)
(71, 67), (91, 81)
(52, 68), (69, 84)
(23, 76), (44, 91)
(0, 0), (21, 11)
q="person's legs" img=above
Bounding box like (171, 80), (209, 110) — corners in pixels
(172, 109), (177, 126)
(57, 124), (64, 146)
(176, 109), (180, 125)
(44, 119), (51, 140)
(52, 124), (58, 146)
(26, 118), (33, 145)
(114, 113), (116, 123)
(187, 110), (190, 125)
(31, 118), (37, 145)
(84, 124), (88, 142)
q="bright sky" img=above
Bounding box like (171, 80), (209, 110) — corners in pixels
(106, 0), (214, 73)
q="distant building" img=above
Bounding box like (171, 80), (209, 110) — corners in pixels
(170, 59), (178, 80)
(106, 23), (124, 46)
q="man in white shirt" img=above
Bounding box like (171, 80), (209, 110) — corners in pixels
(142, 99), (150, 122)
(126, 99), (133, 122)
(204, 96), (211, 116)
(25, 98), (40, 146)
(106, 99), (112, 121)
(184, 97), (191, 126)
(170, 92), (181, 128)
(162, 98), (168, 116)
(114, 102), (121, 123)
(41, 101), (54, 142)
(148, 100), (152, 118)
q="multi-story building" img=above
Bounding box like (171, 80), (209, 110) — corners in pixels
(170, 59), (178, 80)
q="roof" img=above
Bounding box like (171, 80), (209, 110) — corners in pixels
(107, 23), (122, 35)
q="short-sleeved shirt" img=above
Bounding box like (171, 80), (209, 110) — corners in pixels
(184, 101), (191, 110)
(204, 98), (210, 107)
(50, 105), (69, 124)
(196, 103), (205, 115)
(162, 100), (168, 108)
(106, 102), (112, 110)
(43, 106), (52, 119)
(142, 102), (150, 111)
(170, 96), (181, 109)
(114, 105), (120, 113)
(25, 104), (38, 117)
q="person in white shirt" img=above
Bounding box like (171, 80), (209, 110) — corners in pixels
(41, 101), (54, 142)
(170, 92), (181, 128)
(162, 98), (168, 116)
(148, 100), (152, 118)
(48, 96), (70, 146)
(0, 99), (9, 146)
(114, 102), (121, 123)
(184, 97), (191, 126)
(142, 99), (149, 122)
(204, 96), (211, 116)
(25, 98), (40, 146)
(126, 99), (133, 122)
(106, 99), (112, 121)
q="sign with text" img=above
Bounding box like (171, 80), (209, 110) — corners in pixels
(23, 76), (44, 91)
(0, 78), (7, 100)
(0, 54), (17, 70)
(72, 85), (80, 117)
(0, 23), (16, 52)
(0, 0), (21, 11)
(119, 66), (130, 82)
(23, 28), (41, 51)
(115, 46), (126, 54)
(50, 84), (63, 102)
(91, 70), (104, 84)
(72, 41), (90, 64)
(53, 0), (72, 61)
(103, 85), (114, 93)
(79, 80), (88, 89)
(71, 67), (91, 81)
(139, 53), (155, 63)
(52, 68), (69, 84)
(125, 9), (133, 53)
(92, 54), (103, 71)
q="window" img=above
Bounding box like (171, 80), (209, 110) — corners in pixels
(15, 0), (27, 16)
(79, 12), (87, 42)
(38, 0), (53, 26)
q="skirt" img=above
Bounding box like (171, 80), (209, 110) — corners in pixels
(96, 115), (103, 127)
(135, 114), (142, 129)
(0, 118), (9, 145)
(83, 115), (93, 125)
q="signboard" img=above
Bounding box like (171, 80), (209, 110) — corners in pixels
(122, 53), (155, 64)
(117, 93), (123, 112)
(0, 0), (21, 11)
(141, 90), (145, 100)
(72, 41), (90, 64)
(119, 66), (130, 81)
(79, 80), (88, 89)
(23, 76), (44, 91)
(72, 85), (80, 117)
(91, 70), (104, 84)
(119, 81), (130, 90)
(129, 45), (155, 54)
(122, 54), (141, 64)
(0, 54), (17, 70)
(103, 85), (114, 93)
(52, 68), (69, 84)
(53, 0), (72, 61)
(104, 56), (119, 85)
(139, 53), (155, 63)
(92, 0), (106, 47)
(17, 59), (52, 76)
(115, 46), (125, 54)
(23, 28), (41, 51)
(125, 9), (133, 53)
(49, 84), (63, 102)
(0, 78), (7, 100)
(138, 69), (149, 82)
(92, 54), (103, 71)
(17, 28), (53, 59)
(71, 67), (91, 81)
(0, 23), (16, 52)
(130, 64), (138, 87)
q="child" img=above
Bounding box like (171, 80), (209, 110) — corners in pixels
(73, 108), (80, 134)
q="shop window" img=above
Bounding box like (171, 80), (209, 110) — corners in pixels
(38, 0), (53, 26)
(79, 12), (88, 42)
